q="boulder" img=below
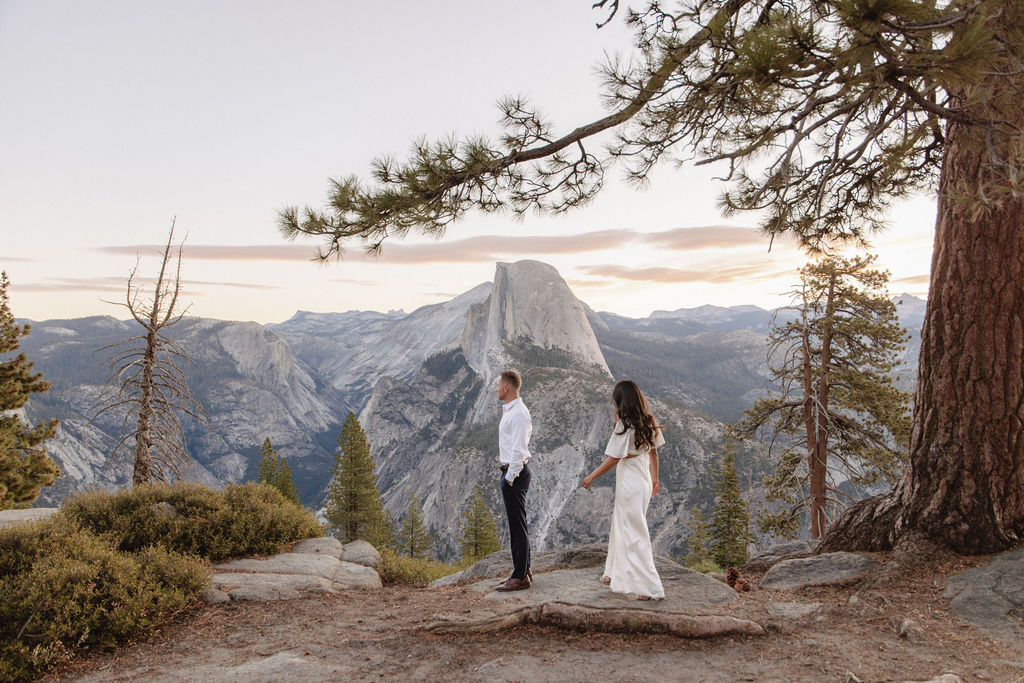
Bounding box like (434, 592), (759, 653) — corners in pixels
(340, 539), (381, 568)
(759, 552), (875, 591)
(215, 554), (341, 580)
(148, 501), (176, 520)
(291, 536), (344, 559)
(743, 540), (819, 572)
(944, 548), (1024, 638)
(333, 561), (383, 590)
(210, 571), (337, 600)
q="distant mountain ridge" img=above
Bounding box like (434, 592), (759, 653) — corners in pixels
(17, 267), (924, 559)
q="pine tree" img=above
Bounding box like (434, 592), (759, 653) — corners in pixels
(709, 446), (752, 568)
(325, 412), (393, 548)
(682, 507), (716, 572)
(459, 484), (501, 564)
(256, 437), (299, 504)
(733, 255), (910, 539)
(274, 458), (300, 505)
(0, 272), (60, 509)
(398, 493), (434, 560)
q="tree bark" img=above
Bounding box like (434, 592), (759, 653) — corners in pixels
(824, 17), (1024, 553)
(810, 279), (836, 540)
(132, 327), (157, 485)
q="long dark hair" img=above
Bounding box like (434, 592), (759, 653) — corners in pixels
(612, 380), (659, 451)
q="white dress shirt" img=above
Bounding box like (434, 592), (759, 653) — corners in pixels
(499, 397), (532, 483)
(605, 420), (665, 458)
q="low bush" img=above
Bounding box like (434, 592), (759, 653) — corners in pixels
(684, 557), (725, 574)
(377, 548), (461, 587)
(62, 481), (323, 560)
(0, 515), (209, 681)
(1, 481), (325, 681)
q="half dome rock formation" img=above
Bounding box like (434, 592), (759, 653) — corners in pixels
(460, 260), (611, 380)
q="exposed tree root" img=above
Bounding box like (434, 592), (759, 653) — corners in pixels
(421, 601), (764, 638)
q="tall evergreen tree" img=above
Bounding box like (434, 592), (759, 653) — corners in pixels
(256, 437), (300, 504)
(682, 507), (715, 571)
(398, 493), (434, 560)
(709, 445), (752, 568)
(325, 412), (393, 548)
(459, 484), (501, 564)
(0, 272), (60, 509)
(281, 1), (1024, 556)
(733, 255), (910, 539)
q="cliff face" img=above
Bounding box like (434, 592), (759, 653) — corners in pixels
(461, 261), (609, 379)
(21, 317), (350, 506)
(272, 284), (492, 410)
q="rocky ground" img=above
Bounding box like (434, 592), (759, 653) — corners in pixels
(44, 543), (1024, 682)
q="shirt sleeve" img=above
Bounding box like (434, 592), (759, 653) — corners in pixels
(654, 428), (665, 449)
(604, 421), (632, 459)
(504, 411), (532, 483)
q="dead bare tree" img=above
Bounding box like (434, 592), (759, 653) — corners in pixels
(94, 218), (207, 485)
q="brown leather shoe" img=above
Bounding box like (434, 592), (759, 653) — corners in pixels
(496, 570), (533, 587)
(494, 577), (530, 592)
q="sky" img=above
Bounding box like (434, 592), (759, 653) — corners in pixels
(0, 1), (936, 324)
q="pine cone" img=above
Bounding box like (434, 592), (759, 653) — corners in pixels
(726, 566), (751, 592)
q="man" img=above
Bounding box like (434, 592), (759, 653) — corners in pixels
(495, 369), (533, 592)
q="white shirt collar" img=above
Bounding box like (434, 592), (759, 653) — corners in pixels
(502, 397), (523, 411)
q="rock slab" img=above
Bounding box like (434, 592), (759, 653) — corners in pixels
(208, 536), (383, 602)
(759, 552), (875, 591)
(469, 558), (737, 613)
(944, 547), (1024, 639)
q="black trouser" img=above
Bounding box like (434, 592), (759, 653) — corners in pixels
(500, 463), (531, 579)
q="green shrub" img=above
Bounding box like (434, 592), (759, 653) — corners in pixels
(684, 556), (724, 574)
(62, 481), (323, 560)
(377, 548), (461, 587)
(0, 515), (208, 681)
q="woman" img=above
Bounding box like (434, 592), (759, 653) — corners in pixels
(581, 380), (665, 600)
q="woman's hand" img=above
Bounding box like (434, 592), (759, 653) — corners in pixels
(652, 479), (659, 496)
(581, 474), (594, 490)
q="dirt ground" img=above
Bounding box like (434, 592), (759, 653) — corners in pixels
(47, 555), (1023, 682)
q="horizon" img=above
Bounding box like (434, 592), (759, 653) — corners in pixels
(13, 264), (929, 328)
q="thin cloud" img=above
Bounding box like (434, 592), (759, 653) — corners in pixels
(14, 276), (277, 293)
(580, 263), (794, 285)
(13, 276), (128, 293)
(187, 280), (279, 291)
(638, 225), (777, 250)
(330, 278), (382, 286)
(892, 274), (930, 286)
(95, 225), (777, 266)
(97, 244), (316, 261)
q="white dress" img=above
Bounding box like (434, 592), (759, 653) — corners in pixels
(602, 420), (665, 599)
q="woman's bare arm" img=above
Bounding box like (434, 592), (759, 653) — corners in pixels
(650, 448), (660, 496)
(581, 456), (618, 490)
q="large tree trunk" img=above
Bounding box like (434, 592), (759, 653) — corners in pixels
(824, 55), (1024, 553)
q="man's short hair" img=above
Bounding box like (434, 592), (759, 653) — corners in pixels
(499, 370), (522, 390)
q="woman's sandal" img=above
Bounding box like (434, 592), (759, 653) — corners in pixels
(637, 595), (652, 601)
(600, 576), (611, 585)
